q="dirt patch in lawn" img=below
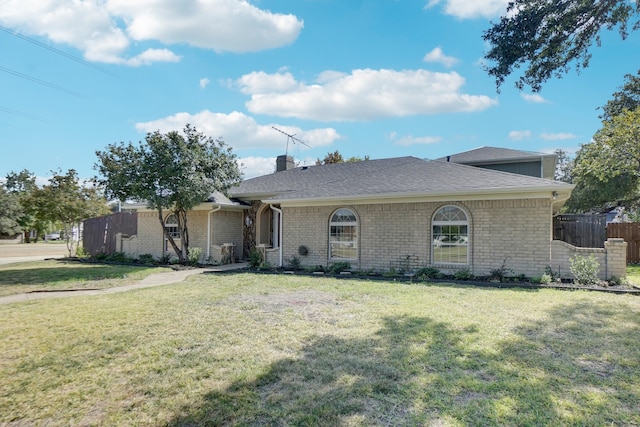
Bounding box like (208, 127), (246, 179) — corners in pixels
(222, 290), (351, 322)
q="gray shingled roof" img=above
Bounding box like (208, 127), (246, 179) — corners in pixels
(206, 191), (243, 206)
(438, 146), (553, 164)
(230, 156), (572, 203)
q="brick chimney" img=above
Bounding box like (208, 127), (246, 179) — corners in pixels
(276, 155), (295, 172)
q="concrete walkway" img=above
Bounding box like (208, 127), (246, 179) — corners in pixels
(0, 262), (248, 305)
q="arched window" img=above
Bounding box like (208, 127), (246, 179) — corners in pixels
(432, 205), (468, 265)
(329, 208), (358, 260)
(165, 214), (180, 239)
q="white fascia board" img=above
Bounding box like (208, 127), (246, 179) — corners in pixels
(267, 185), (575, 207)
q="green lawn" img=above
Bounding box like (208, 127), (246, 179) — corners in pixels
(0, 260), (169, 297)
(1, 272), (639, 426)
(626, 264), (640, 285)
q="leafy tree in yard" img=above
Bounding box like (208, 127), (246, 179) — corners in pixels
(483, 1), (639, 92)
(0, 187), (23, 237)
(94, 125), (243, 264)
(565, 107), (640, 212)
(30, 170), (109, 256)
(564, 69), (640, 212)
(599, 70), (640, 122)
(4, 169), (44, 241)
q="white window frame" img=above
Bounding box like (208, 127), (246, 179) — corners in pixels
(432, 205), (469, 265)
(165, 213), (181, 239)
(329, 208), (358, 261)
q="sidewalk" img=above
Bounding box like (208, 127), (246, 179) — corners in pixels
(0, 262), (248, 305)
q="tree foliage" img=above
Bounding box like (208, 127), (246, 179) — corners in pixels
(483, 0), (640, 92)
(316, 150), (370, 165)
(565, 107), (640, 212)
(600, 69), (640, 121)
(0, 187), (23, 237)
(31, 170), (109, 255)
(3, 169), (40, 240)
(94, 125), (243, 264)
(554, 148), (574, 183)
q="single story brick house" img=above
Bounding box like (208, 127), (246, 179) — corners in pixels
(231, 155), (576, 277)
(116, 154), (626, 279)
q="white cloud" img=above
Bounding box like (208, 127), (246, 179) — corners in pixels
(521, 93), (550, 104)
(426, 0), (509, 19)
(0, 0), (303, 65)
(125, 48), (181, 66)
(237, 156), (277, 178)
(200, 78), (210, 89)
(109, 0), (303, 53)
(423, 47), (459, 68)
(540, 132), (576, 141)
(238, 69), (497, 122)
(134, 110), (342, 150)
(508, 130), (532, 140)
(389, 133), (442, 147)
(236, 71), (302, 95)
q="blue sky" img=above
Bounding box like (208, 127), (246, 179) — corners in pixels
(1, 0), (638, 182)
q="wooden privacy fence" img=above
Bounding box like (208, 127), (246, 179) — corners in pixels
(83, 212), (137, 256)
(607, 222), (640, 264)
(553, 214), (607, 248)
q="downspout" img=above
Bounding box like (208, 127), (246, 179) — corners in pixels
(270, 204), (283, 267)
(207, 205), (222, 260)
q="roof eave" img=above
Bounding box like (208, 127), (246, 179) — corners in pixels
(266, 184), (575, 206)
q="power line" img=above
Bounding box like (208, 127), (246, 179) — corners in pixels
(0, 24), (117, 77)
(0, 105), (46, 122)
(0, 65), (86, 98)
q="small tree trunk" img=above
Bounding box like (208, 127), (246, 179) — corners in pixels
(157, 209), (185, 264)
(177, 209), (189, 264)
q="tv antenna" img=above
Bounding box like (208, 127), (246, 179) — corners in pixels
(272, 126), (311, 155)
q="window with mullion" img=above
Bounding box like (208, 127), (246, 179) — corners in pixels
(432, 206), (469, 265)
(329, 208), (358, 260)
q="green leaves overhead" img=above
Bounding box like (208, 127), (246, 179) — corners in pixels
(483, 0), (639, 92)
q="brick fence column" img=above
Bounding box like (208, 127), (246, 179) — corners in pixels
(605, 238), (627, 279)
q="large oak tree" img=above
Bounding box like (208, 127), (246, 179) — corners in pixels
(95, 125), (243, 264)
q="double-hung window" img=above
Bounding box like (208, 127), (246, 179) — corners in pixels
(329, 208), (358, 260)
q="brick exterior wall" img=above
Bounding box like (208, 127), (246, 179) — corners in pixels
(120, 209), (243, 263)
(280, 198), (554, 277)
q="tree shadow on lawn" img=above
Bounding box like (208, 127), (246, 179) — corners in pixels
(168, 301), (640, 426)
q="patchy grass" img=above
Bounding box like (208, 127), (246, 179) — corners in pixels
(0, 260), (168, 297)
(1, 273), (639, 426)
(626, 264), (640, 286)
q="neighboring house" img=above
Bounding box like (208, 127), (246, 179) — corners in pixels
(438, 146), (557, 179)
(116, 154), (627, 279)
